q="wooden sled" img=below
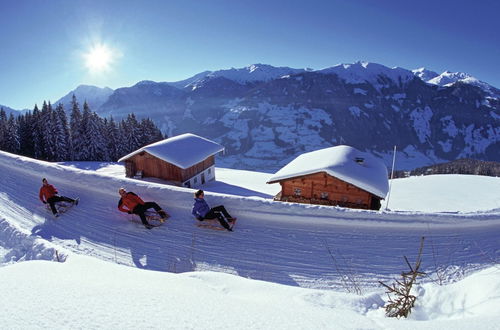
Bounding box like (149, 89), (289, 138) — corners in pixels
(129, 210), (169, 227)
(45, 198), (78, 217)
(195, 217), (237, 231)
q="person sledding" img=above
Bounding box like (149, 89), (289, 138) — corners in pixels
(39, 178), (78, 217)
(192, 189), (236, 231)
(117, 188), (168, 229)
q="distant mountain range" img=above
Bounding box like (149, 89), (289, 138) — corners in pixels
(2, 62), (499, 171)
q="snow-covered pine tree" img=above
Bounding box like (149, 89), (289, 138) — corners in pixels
(103, 116), (120, 161)
(85, 111), (108, 161)
(4, 114), (20, 153)
(17, 112), (34, 157)
(70, 95), (83, 160)
(53, 103), (70, 161)
(0, 108), (7, 150)
(41, 101), (58, 161)
(31, 104), (45, 159)
(139, 118), (164, 146)
(122, 113), (142, 155)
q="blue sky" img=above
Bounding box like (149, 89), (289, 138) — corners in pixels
(1, 0), (499, 109)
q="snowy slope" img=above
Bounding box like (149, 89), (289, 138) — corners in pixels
(1, 254), (499, 329)
(1, 150), (499, 284)
(1, 151), (500, 328)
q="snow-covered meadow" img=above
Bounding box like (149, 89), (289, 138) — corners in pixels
(1, 151), (499, 329)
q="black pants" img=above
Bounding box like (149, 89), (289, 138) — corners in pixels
(133, 202), (162, 226)
(47, 196), (75, 214)
(203, 205), (232, 230)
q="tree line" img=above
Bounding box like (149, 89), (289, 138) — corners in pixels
(393, 158), (500, 178)
(0, 95), (164, 162)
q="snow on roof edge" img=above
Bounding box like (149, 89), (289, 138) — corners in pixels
(118, 133), (224, 169)
(267, 146), (389, 199)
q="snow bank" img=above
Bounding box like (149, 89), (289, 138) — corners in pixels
(1, 254), (499, 329)
(0, 218), (66, 265)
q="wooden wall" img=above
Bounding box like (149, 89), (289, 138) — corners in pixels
(124, 152), (214, 183)
(278, 172), (375, 209)
(180, 155), (215, 182)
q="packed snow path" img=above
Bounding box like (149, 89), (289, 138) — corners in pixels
(1, 151), (499, 289)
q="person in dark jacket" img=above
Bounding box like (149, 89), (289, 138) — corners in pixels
(118, 188), (168, 229)
(192, 189), (236, 231)
(39, 178), (78, 217)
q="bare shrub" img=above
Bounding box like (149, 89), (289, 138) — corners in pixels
(379, 237), (426, 318)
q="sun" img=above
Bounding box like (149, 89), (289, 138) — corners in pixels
(84, 44), (113, 73)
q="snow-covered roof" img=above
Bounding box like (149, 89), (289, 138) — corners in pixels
(267, 145), (389, 199)
(118, 133), (224, 169)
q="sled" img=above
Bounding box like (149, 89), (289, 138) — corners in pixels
(195, 217), (237, 231)
(145, 210), (170, 223)
(45, 198), (79, 217)
(129, 210), (169, 228)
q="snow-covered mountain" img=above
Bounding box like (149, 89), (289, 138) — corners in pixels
(55, 84), (114, 112)
(412, 67), (439, 82)
(0, 104), (22, 116)
(415, 69), (500, 98)
(180, 64), (310, 91)
(96, 62), (500, 171)
(3, 62), (498, 171)
(319, 61), (414, 87)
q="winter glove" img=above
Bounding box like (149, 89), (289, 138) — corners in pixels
(42, 201), (47, 204)
(127, 211), (132, 214)
(197, 216), (203, 221)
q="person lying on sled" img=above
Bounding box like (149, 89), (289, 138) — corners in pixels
(118, 188), (168, 229)
(192, 189), (236, 231)
(39, 178), (78, 217)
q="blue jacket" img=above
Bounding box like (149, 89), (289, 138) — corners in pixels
(192, 198), (210, 219)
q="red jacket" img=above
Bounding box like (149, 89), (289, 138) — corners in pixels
(39, 184), (58, 202)
(118, 192), (145, 213)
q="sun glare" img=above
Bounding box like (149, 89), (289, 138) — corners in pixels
(84, 44), (114, 73)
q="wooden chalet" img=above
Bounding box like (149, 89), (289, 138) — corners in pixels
(118, 133), (224, 188)
(267, 145), (389, 210)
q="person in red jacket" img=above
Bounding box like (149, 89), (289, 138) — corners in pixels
(39, 178), (78, 217)
(117, 188), (168, 229)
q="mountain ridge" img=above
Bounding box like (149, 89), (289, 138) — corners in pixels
(2, 62), (498, 171)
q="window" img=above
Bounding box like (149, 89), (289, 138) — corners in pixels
(294, 188), (302, 196)
(320, 192), (329, 199)
(208, 168), (212, 174)
(184, 181), (191, 188)
(194, 177), (198, 184)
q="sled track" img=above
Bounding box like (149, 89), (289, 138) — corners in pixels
(0, 151), (499, 289)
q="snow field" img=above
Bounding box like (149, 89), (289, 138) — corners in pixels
(1, 150), (500, 329)
(1, 255), (499, 329)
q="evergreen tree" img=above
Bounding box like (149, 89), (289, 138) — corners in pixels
(4, 114), (20, 153)
(85, 111), (108, 161)
(41, 101), (57, 160)
(53, 103), (70, 160)
(18, 113), (34, 157)
(122, 113), (141, 155)
(0, 108), (7, 150)
(139, 118), (164, 146)
(79, 101), (92, 160)
(70, 95), (83, 160)
(31, 104), (45, 159)
(104, 116), (120, 161)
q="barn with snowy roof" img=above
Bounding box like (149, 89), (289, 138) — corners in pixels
(267, 145), (389, 210)
(118, 133), (224, 188)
